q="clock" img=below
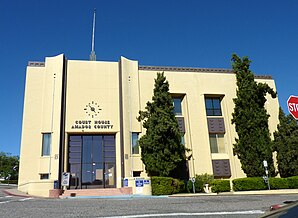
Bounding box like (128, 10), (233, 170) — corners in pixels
(84, 101), (101, 118)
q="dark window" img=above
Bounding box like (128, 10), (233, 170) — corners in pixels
(42, 133), (51, 156)
(205, 97), (222, 116)
(82, 136), (92, 164)
(173, 97), (182, 115)
(132, 133), (139, 154)
(105, 163), (116, 187)
(40, 174), (49, 180)
(181, 134), (185, 145)
(209, 134), (225, 153)
(133, 171), (142, 177)
(93, 136), (103, 163)
(82, 163), (92, 185)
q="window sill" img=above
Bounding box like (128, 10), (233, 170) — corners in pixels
(132, 154), (141, 157)
(211, 153), (229, 160)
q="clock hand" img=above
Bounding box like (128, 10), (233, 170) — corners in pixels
(88, 103), (96, 112)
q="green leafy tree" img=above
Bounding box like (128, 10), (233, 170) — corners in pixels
(137, 72), (188, 179)
(231, 54), (277, 177)
(0, 152), (19, 180)
(273, 108), (298, 177)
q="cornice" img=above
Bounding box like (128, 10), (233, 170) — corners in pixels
(254, 75), (273, 79)
(28, 61), (45, 67)
(139, 65), (272, 79)
(139, 65), (233, 74)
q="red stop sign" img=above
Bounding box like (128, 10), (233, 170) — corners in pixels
(287, 95), (298, 120)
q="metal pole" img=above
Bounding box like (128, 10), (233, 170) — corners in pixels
(90, 8), (96, 61)
(191, 177), (196, 193)
(265, 167), (270, 190)
(263, 160), (270, 190)
(91, 9), (96, 53)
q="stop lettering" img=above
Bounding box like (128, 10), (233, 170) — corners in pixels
(287, 95), (298, 120)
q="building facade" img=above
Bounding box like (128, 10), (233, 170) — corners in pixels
(18, 54), (279, 197)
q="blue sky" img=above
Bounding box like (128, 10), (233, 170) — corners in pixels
(0, 0), (297, 156)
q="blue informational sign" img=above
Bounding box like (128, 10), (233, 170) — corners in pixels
(144, 180), (150, 185)
(123, 178), (128, 187)
(61, 172), (70, 186)
(135, 179), (144, 187)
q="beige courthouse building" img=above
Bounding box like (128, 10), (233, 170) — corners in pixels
(18, 54), (279, 197)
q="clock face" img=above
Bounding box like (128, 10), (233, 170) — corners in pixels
(84, 101), (101, 118)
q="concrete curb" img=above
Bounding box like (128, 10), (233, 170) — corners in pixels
(0, 184), (17, 187)
(170, 193), (217, 197)
(228, 189), (298, 195)
(171, 189), (298, 197)
(61, 194), (168, 199)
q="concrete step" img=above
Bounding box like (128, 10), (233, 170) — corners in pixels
(62, 187), (133, 197)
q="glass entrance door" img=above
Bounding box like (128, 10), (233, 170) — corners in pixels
(68, 135), (116, 189)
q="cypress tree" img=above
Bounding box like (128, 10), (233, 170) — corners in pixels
(273, 108), (298, 177)
(137, 72), (188, 179)
(231, 54), (277, 177)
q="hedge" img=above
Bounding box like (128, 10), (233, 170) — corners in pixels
(233, 177), (298, 191)
(211, 180), (231, 193)
(287, 176), (298, 189)
(233, 177), (267, 191)
(151, 175), (298, 195)
(151, 177), (185, 195)
(269, 178), (289, 189)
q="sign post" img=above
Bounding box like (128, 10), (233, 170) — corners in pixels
(263, 160), (270, 190)
(191, 177), (196, 193)
(287, 95), (298, 120)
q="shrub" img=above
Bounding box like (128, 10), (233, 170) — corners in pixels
(151, 176), (183, 195)
(187, 174), (214, 193)
(287, 176), (298, 189)
(211, 180), (231, 193)
(177, 179), (187, 193)
(196, 173), (214, 185)
(269, 178), (289, 189)
(187, 179), (203, 193)
(233, 177), (267, 191)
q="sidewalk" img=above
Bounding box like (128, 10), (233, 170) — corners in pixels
(2, 187), (34, 198)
